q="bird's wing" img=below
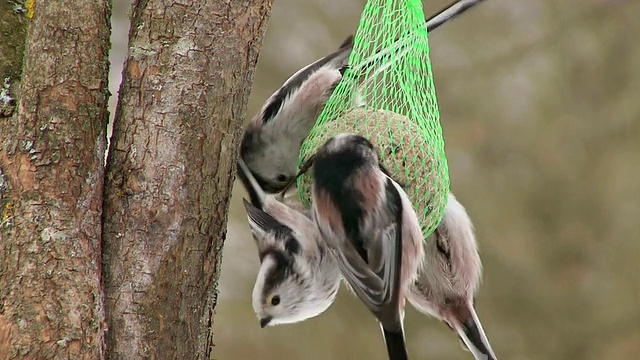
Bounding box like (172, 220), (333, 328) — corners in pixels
(243, 199), (283, 238)
(314, 178), (404, 320)
(259, 39), (352, 125)
(243, 199), (292, 255)
(363, 178), (404, 316)
(238, 158), (318, 256)
(331, 214), (403, 327)
(332, 233), (387, 312)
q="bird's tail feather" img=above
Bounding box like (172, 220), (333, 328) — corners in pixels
(382, 328), (409, 360)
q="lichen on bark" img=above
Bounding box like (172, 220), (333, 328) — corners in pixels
(0, 1), (29, 117)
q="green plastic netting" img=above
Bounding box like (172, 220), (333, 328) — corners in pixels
(297, 0), (450, 238)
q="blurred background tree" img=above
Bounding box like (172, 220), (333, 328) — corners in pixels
(108, 0), (639, 359)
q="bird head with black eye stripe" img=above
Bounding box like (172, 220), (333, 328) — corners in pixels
(244, 200), (340, 328)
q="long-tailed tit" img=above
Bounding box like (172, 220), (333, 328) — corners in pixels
(240, 38), (351, 193)
(236, 159), (341, 327)
(239, 0), (486, 194)
(309, 134), (424, 360)
(408, 193), (497, 359)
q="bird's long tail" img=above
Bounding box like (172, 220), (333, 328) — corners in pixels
(454, 305), (497, 360)
(382, 327), (409, 360)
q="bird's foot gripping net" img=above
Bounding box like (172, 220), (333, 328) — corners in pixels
(298, 0), (450, 237)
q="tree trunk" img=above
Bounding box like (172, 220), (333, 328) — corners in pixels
(0, 0), (111, 358)
(102, 0), (273, 358)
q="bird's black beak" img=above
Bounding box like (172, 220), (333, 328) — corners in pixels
(260, 316), (272, 328)
(452, 306), (497, 360)
(278, 153), (315, 197)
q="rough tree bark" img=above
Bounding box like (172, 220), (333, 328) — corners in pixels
(102, 0), (273, 358)
(0, 0), (111, 358)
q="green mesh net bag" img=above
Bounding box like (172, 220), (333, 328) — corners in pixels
(297, 0), (450, 237)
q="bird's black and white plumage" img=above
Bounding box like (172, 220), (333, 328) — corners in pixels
(239, 0), (487, 194)
(310, 134), (424, 360)
(237, 159), (341, 327)
(240, 38), (352, 193)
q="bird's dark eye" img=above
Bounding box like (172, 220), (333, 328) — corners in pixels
(275, 174), (288, 183)
(270, 295), (281, 306)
